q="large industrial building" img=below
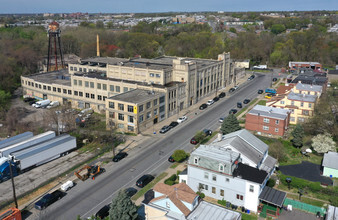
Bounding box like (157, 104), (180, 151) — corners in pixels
(21, 53), (238, 133)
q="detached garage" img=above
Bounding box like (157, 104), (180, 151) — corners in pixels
(322, 152), (338, 178)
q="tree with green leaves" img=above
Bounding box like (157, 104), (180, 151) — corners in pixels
(291, 124), (304, 148)
(172, 149), (188, 162)
(220, 114), (241, 135)
(109, 190), (138, 220)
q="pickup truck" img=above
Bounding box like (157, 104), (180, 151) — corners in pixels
(34, 190), (64, 210)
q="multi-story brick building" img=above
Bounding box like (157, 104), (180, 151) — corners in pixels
(245, 105), (291, 137)
(289, 61), (322, 70)
(21, 53), (236, 133)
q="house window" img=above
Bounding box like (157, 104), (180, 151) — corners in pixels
(290, 117), (295, 122)
(298, 117), (305, 122)
(110, 85), (114, 91)
(212, 175), (217, 181)
(204, 172), (209, 179)
(85, 93), (90, 98)
(199, 183), (208, 190)
(194, 157), (199, 165)
(146, 112), (151, 119)
(109, 112), (115, 118)
(78, 80), (82, 86)
(236, 194), (243, 200)
(91, 94), (95, 99)
(146, 102), (151, 109)
(48, 86), (51, 91)
(303, 110), (309, 116)
(300, 102), (304, 107)
(309, 103), (312, 108)
(70, 66), (73, 71)
(263, 118), (270, 123)
(97, 83), (101, 89)
(280, 101), (285, 104)
(123, 87), (128, 93)
(79, 67), (82, 72)
(53, 87), (56, 92)
(79, 92), (83, 97)
(128, 116), (134, 123)
(153, 99), (158, 106)
(139, 115), (144, 123)
(250, 185), (254, 193)
(58, 88), (61, 93)
(154, 108), (158, 115)
(212, 187), (216, 194)
(275, 128), (279, 133)
(263, 126), (269, 131)
(74, 67), (77, 71)
(220, 189), (224, 196)
(159, 96), (165, 104)
(139, 105), (144, 112)
(291, 101), (295, 106)
(118, 113), (124, 121)
(219, 164), (224, 172)
(275, 120), (279, 125)
(128, 105), (133, 112)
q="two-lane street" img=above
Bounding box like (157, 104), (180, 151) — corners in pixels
(30, 72), (278, 219)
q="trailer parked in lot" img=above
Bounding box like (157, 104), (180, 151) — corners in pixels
(10, 134), (76, 171)
(0, 132), (33, 150)
(0, 131), (55, 158)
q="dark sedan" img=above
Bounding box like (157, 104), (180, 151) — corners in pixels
(95, 205), (110, 219)
(229, 88), (235, 93)
(218, 92), (226, 98)
(112, 152), (128, 162)
(229, 109), (238, 114)
(35, 190), (64, 210)
(190, 137), (198, 145)
(168, 156), (175, 163)
(136, 174), (154, 188)
(160, 126), (171, 134)
(258, 89), (264, 94)
(243, 99), (251, 104)
(213, 97), (219, 102)
(169, 121), (179, 128)
(199, 104), (208, 110)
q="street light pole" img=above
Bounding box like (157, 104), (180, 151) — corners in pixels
(8, 159), (18, 208)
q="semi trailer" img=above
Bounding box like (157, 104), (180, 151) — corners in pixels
(0, 132), (33, 150)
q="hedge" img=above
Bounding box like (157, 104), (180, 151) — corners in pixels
(164, 174), (177, 186)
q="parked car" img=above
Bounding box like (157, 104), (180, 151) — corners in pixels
(213, 97), (219, 102)
(60, 180), (73, 192)
(23, 97), (35, 102)
(237, 102), (243, 108)
(34, 190), (64, 210)
(169, 121), (179, 128)
(199, 104), (208, 110)
(265, 88), (277, 94)
(190, 137), (198, 145)
(168, 156), (175, 163)
(265, 94), (272, 99)
(272, 77), (278, 82)
(229, 109), (238, 114)
(207, 100), (214, 106)
(47, 101), (60, 109)
(219, 117), (224, 123)
(160, 126), (171, 134)
(218, 92), (226, 98)
(243, 99), (251, 104)
(234, 86), (239, 90)
(28, 99), (38, 105)
(95, 205), (110, 219)
(124, 187), (138, 197)
(112, 152), (128, 162)
(247, 75), (255, 81)
(258, 89), (264, 94)
(229, 88), (235, 93)
(202, 129), (212, 136)
(136, 174), (154, 188)
(177, 116), (187, 123)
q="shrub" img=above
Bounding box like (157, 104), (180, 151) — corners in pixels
(172, 150), (188, 162)
(267, 179), (276, 188)
(196, 191), (205, 198)
(164, 174), (177, 185)
(176, 170), (181, 176)
(218, 199), (227, 206)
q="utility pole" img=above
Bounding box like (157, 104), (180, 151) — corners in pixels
(8, 159), (18, 208)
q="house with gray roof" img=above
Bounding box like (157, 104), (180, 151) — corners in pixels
(294, 82), (323, 98)
(322, 152), (338, 178)
(245, 105), (291, 137)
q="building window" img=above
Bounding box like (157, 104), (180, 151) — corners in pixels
(159, 96), (165, 104)
(159, 105), (165, 113)
(275, 128), (279, 133)
(70, 66), (73, 71)
(79, 92), (83, 97)
(43, 85), (46, 90)
(53, 87), (56, 92)
(146, 111), (151, 119)
(109, 112), (115, 118)
(62, 89), (66, 94)
(68, 90), (72, 95)
(83, 68), (86, 72)
(309, 103), (312, 108)
(150, 73), (154, 77)
(118, 124), (124, 129)
(102, 84), (107, 91)
(139, 105), (144, 112)
(90, 82), (94, 88)
(139, 115), (144, 123)
(146, 102), (151, 109)
(128, 105), (133, 112)
(91, 94), (95, 99)
(250, 185), (254, 192)
(303, 110), (309, 116)
(123, 87), (128, 92)
(74, 79), (77, 85)
(298, 117), (305, 122)
(236, 194), (243, 200)
(110, 85), (114, 92)
(291, 109), (295, 114)
(199, 183), (208, 190)
(48, 86), (51, 91)
(220, 189), (224, 196)
(204, 172), (209, 179)
(128, 126), (134, 132)
(118, 113), (124, 121)
(97, 83), (101, 89)
(263, 118), (270, 123)
(153, 99), (158, 106)
(156, 74), (161, 78)
(280, 100), (285, 104)
(212, 175), (217, 181)
(85, 81), (89, 87)
(39, 84), (41, 89)
(74, 91), (78, 96)
(219, 164), (224, 172)
(116, 86), (120, 92)
(118, 103), (124, 111)
(300, 102), (304, 107)
(263, 126), (269, 131)
(212, 187), (216, 194)
(109, 102), (115, 109)
(98, 95), (102, 100)
(79, 80), (82, 86)
(194, 157), (199, 165)
(275, 120), (279, 125)
(128, 116), (134, 123)
(74, 67), (77, 71)
(79, 67), (82, 72)
(86, 93), (89, 98)
(154, 108), (158, 115)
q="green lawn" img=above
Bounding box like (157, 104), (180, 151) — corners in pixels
(242, 213), (258, 220)
(257, 100), (266, 106)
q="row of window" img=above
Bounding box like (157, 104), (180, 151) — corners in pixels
(284, 100), (312, 108)
(263, 126), (279, 133)
(198, 183), (248, 198)
(149, 73), (161, 78)
(108, 96), (165, 114)
(73, 79), (133, 93)
(263, 118), (279, 125)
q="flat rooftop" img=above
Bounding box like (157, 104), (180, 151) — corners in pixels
(108, 89), (165, 104)
(248, 105), (290, 120)
(23, 69), (72, 86)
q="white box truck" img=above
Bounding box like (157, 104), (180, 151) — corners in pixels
(33, 99), (50, 108)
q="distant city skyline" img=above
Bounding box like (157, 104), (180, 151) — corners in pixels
(1, 0), (337, 14)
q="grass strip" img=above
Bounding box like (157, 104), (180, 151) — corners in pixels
(235, 98), (258, 117)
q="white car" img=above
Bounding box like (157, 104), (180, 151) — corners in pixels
(177, 116), (187, 123)
(207, 100), (214, 106)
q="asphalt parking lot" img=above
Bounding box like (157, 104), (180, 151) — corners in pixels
(279, 161), (333, 185)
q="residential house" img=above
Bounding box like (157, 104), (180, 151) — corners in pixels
(267, 92), (317, 124)
(245, 105), (291, 137)
(293, 82), (322, 98)
(326, 205), (338, 220)
(143, 182), (241, 220)
(322, 152), (338, 178)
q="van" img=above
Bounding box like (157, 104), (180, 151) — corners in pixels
(33, 99), (50, 108)
(47, 101), (60, 109)
(60, 180), (73, 191)
(78, 108), (94, 117)
(265, 88), (277, 94)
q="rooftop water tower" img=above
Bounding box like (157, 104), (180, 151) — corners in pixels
(47, 21), (64, 71)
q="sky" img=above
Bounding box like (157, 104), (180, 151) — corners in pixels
(0, 0), (337, 14)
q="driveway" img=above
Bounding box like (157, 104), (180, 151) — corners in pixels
(278, 209), (318, 220)
(279, 161), (333, 185)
